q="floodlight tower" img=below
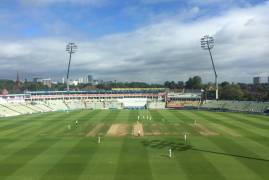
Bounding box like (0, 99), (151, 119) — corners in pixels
(66, 42), (77, 92)
(201, 35), (218, 100)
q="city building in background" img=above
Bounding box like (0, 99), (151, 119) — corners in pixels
(253, 76), (269, 84)
(33, 78), (52, 88)
(78, 75), (93, 84)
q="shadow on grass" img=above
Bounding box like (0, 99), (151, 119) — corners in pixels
(141, 139), (269, 162)
(141, 139), (192, 151)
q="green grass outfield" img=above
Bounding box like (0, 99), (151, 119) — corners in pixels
(0, 109), (268, 180)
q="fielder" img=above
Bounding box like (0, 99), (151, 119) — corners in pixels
(75, 120), (78, 128)
(169, 148), (172, 158)
(98, 136), (101, 144)
(138, 129), (141, 137)
(184, 132), (190, 142)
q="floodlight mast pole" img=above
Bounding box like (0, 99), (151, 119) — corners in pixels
(66, 42), (77, 92)
(201, 35), (218, 100)
(208, 45), (218, 100)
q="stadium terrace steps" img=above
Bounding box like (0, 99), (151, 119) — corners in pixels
(0, 99), (268, 117)
(0, 104), (21, 117)
(65, 100), (85, 110)
(202, 100), (269, 113)
(147, 101), (165, 109)
(46, 101), (68, 111)
(0, 104), (22, 116)
(166, 101), (200, 108)
(32, 104), (52, 112)
(25, 104), (43, 112)
(22, 104), (40, 113)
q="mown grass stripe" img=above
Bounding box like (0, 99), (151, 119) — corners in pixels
(208, 137), (269, 179)
(194, 111), (269, 147)
(186, 111), (269, 168)
(7, 110), (83, 139)
(156, 110), (183, 135)
(231, 112), (269, 125)
(58, 110), (101, 137)
(168, 110), (200, 136)
(200, 111), (269, 137)
(177, 110), (268, 179)
(143, 135), (226, 180)
(79, 111), (127, 180)
(218, 112), (269, 131)
(148, 110), (162, 123)
(114, 138), (153, 180)
(79, 138), (123, 180)
(0, 112), (69, 138)
(0, 138), (59, 179)
(190, 136), (263, 180)
(0, 113), (52, 133)
(144, 136), (188, 180)
(40, 138), (98, 180)
(247, 113), (269, 122)
(0, 112), (59, 129)
(98, 110), (121, 135)
(185, 110), (269, 155)
(0, 111), (86, 161)
(5, 138), (80, 180)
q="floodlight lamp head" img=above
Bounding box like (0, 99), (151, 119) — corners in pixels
(201, 35), (214, 50)
(66, 42), (78, 54)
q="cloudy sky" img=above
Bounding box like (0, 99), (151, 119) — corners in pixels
(0, 0), (269, 83)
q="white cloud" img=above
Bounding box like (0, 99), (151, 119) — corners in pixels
(1, 1), (269, 83)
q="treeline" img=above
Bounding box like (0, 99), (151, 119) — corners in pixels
(0, 76), (268, 101)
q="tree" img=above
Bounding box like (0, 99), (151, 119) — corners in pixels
(177, 81), (184, 89)
(220, 84), (244, 100)
(221, 81), (229, 87)
(185, 76), (202, 89)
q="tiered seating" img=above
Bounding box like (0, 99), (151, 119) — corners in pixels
(201, 100), (223, 109)
(66, 100), (85, 110)
(5, 103), (37, 114)
(46, 100), (68, 111)
(33, 103), (53, 112)
(0, 104), (20, 117)
(247, 102), (269, 113)
(25, 103), (44, 112)
(202, 100), (269, 113)
(166, 101), (200, 108)
(147, 101), (165, 109)
(118, 98), (147, 109)
(93, 102), (105, 109)
(85, 100), (105, 109)
(104, 101), (122, 109)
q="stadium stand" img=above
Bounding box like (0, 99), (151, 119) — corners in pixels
(65, 100), (85, 110)
(118, 98), (147, 109)
(1, 90), (268, 117)
(33, 103), (53, 112)
(47, 100), (68, 111)
(24, 103), (42, 113)
(6, 103), (36, 114)
(202, 100), (269, 113)
(166, 92), (202, 109)
(147, 100), (166, 109)
(0, 104), (21, 117)
(166, 101), (201, 108)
